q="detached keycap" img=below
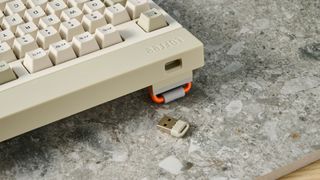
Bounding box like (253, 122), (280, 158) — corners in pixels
(137, 8), (167, 32)
(0, 61), (17, 85)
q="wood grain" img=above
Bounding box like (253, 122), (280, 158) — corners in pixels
(280, 160), (320, 180)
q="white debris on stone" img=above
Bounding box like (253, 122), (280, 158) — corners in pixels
(111, 151), (128, 162)
(261, 121), (278, 141)
(159, 156), (183, 175)
(227, 42), (245, 56)
(188, 139), (201, 154)
(225, 100), (243, 117)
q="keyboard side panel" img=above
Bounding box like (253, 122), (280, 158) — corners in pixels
(0, 28), (204, 142)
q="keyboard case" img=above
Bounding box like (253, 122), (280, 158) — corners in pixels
(0, 1), (204, 142)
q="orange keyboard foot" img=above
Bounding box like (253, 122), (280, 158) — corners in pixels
(149, 82), (192, 104)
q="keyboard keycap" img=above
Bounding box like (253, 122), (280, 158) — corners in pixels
(82, 11), (107, 33)
(61, 7), (83, 22)
(0, 61), (16, 85)
(104, 0), (126, 6)
(13, 34), (39, 58)
(126, 0), (149, 19)
(68, 0), (89, 9)
(59, 18), (84, 41)
(0, 0), (11, 11)
(95, 24), (122, 48)
(46, 0), (67, 17)
(23, 48), (53, 73)
(72, 32), (99, 56)
(39, 14), (61, 30)
(137, 8), (167, 32)
(24, 6), (46, 23)
(4, 0), (27, 16)
(1, 13), (24, 32)
(104, 3), (130, 25)
(16, 21), (39, 38)
(0, 29), (15, 47)
(49, 40), (76, 65)
(10, 61), (29, 78)
(83, 0), (105, 14)
(36, 26), (62, 49)
(26, 0), (48, 9)
(0, 42), (17, 62)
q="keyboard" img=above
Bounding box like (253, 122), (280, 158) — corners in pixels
(0, 0), (204, 142)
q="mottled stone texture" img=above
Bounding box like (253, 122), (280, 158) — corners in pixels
(1, 0), (320, 179)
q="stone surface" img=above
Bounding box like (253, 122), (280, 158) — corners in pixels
(1, 0), (320, 179)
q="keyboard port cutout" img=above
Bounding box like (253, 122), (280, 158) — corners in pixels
(165, 59), (182, 72)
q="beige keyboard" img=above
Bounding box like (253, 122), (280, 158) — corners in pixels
(0, 0), (204, 142)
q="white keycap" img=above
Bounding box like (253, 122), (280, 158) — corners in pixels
(0, 42), (16, 62)
(49, 40), (76, 65)
(13, 34), (39, 58)
(46, 0), (67, 17)
(16, 21), (38, 38)
(72, 32), (99, 56)
(68, 0), (89, 9)
(23, 48), (53, 73)
(104, 3), (130, 25)
(83, 0), (105, 14)
(126, 0), (149, 19)
(24, 6), (46, 23)
(137, 8), (167, 32)
(26, 0), (48, 9)
(104, 0), (126, 6)
(36, 26), (62, 49)
(0, 29), (15, 46)
(0, 0), (11, 11)
(95, 24), (122, 48)
(39, 14), (60, 30)
(1, 13), (24, 32)
(0, 61), (16, 85)
(59, 18), (84, 41)
(82, 11), (106, 33)
(10, 61), (29, 78)
(61, 7), (83, 22)
(4, 0), (26, 16)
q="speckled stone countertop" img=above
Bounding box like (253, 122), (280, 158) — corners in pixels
(1, 0), (320, 179)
